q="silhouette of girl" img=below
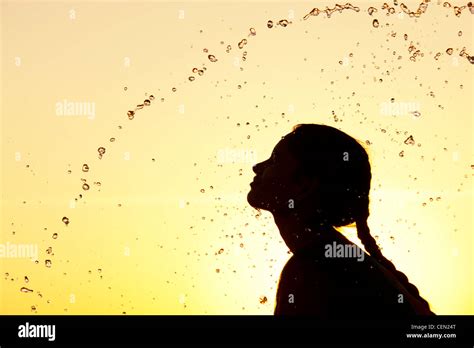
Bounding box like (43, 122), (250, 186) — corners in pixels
(247, 124), (434, 316)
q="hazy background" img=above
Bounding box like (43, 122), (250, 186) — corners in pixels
(1, 0), (472, 314)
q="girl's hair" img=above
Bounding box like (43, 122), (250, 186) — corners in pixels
(286, 123), (432, 312)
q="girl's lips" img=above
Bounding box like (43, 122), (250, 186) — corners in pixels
(251, 177), (262, 186)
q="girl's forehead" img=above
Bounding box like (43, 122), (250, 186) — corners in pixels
(272, 138), (300, 167)
(274, 136), (290, 152)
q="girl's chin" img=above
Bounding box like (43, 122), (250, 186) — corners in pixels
(246, 189), (261, 208)
(246, 189), (269, 209)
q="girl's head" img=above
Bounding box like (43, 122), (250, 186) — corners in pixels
(247, 123), (371, 228)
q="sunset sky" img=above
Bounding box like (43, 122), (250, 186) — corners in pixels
(1, 0), (472, 314)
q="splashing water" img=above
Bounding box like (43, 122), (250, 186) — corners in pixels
(98, 147), (106, 159)
(303, 3), (360, 20)
(238, 39), (247, 49)
(404, 135), (416, 145)
(36, 0), (473, 317)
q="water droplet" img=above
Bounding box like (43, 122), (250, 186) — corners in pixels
(20, 287), (33, 293)
(144, 99), (151, 106)
(399, 150), (405, 157)
(124, 87), (127, 91)
(24, 276), (29, 283)
(82, 164), (89, 172)
(404, 33), (408, 40)
(267, 20), (273, 28)
(207, 54), (217, 63)
(198, 69), (204, 76)
(127, 110), (135, 120)
(52, 233), (58, 239)
(46, 247), (52, 254)
(468, 56), (474, 64)
(98, 147), (106, 159)
(45, 260), (52, 268)
(149, 95), (155, 101)
(278, 19), (290, 27)
(446, 48), (453, 55)
(62, 217), (69, 226)
(368, 7), (377, 15)
(458, 30), (463, 36)
(404, 135), (415, 145)
(110, 137), (115, 142)
(189, 76), (195, 81)
(172, 87), (177, 92)
(203, 48), (208, 53)
(411, 110), (421, 117)
(238, 39), (247, 49)
(372, 19), (379, 28)
(218, 248), (224, 254)
(200, 188), (205, 193)
(249, 27), (256, 36)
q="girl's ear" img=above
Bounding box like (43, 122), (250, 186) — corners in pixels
(294, 175), (320, 202)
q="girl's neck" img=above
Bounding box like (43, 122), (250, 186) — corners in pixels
(273, 212), (352, 255)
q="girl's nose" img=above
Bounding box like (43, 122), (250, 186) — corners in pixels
(252, 163), (259, 174)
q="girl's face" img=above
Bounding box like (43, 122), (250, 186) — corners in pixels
(247, 136), (310, 214)
(247, 135), (326, 252)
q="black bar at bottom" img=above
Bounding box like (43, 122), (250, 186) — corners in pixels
(0, 315), (472, 347)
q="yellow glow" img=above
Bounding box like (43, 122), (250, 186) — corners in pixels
(1, 1), (472, 314)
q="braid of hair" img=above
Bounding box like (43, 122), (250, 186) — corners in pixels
(355, 197), (433, 313)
